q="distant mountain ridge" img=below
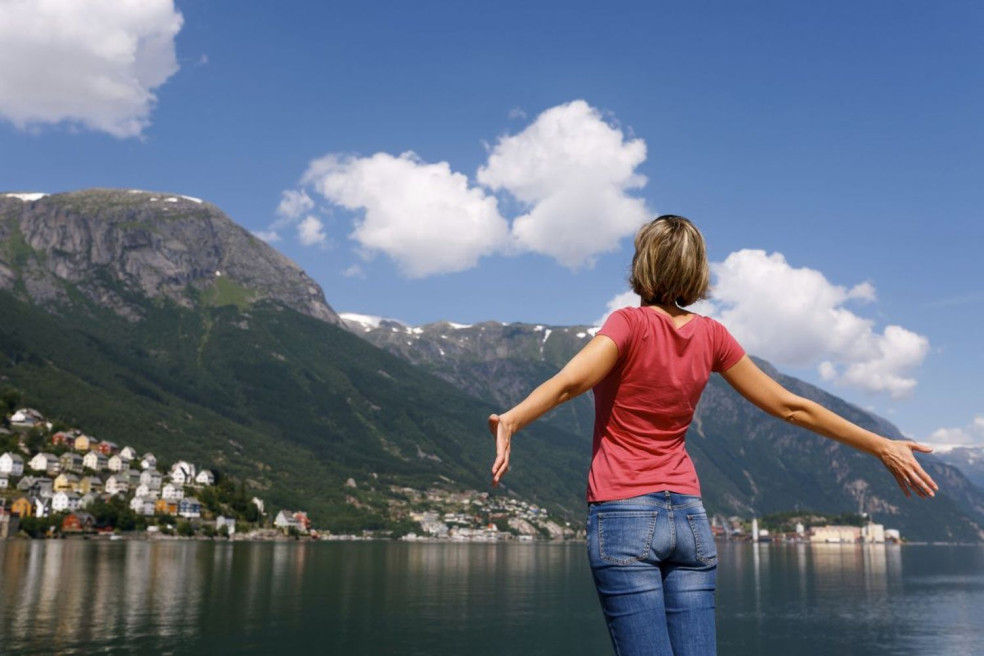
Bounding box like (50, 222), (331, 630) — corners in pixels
(340, 311), (984, 542)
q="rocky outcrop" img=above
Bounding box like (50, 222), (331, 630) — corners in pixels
(0, 189), (339, 324)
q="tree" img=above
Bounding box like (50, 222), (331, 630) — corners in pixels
(176, 521), (195, 537)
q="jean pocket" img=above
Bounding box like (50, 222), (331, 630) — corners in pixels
(686, 513), (717, 564)
(597, 511), (658, 565)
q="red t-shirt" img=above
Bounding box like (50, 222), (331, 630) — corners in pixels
(587, 306), (745, 502)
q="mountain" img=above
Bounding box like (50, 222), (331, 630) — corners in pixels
(0, 189), (589, 531)
(340, 313), (984, 542)
(932, 446), (984, 490)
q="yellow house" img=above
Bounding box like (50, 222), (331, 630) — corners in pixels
(155, 499), (178, 516)
(10, 497), (33, 517)
(78, 476), (104, 494)
(73, 435), (94, 452)
(54, 473), (80, 492)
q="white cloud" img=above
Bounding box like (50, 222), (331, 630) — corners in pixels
(508, 106), (527, 120)
(342, 264), (364, 278)
(598, 249), (930, 398)
(0, 0), (183, 138)
(700, 250), (928, 397)
(253, 230), (281, 243)
(297, 215), (327, 247)
(477, 100), (650, 268)
(301, 151), (509, 277)
(928, 415), (984, 447)
(279, 100), (649, 274)
(277, 189), (314, 220)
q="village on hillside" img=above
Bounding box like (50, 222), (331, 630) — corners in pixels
(0, 407), (315, 540)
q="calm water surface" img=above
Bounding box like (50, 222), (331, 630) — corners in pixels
(0, 539), (981, 655)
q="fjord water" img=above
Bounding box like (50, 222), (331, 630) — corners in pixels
(1, 540), (981, 655)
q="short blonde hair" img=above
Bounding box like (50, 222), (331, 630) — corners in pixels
(629, 215), (710, 307)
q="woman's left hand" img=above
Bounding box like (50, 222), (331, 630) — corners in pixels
(488, 413), (514, 487)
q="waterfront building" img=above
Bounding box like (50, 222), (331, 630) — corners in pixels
(0, 452), (25, 476)
(61, 512), (95, 533)
(216, 515), (236, 535)
(862, 522), (886, 543)
(810, 525), (863, 543)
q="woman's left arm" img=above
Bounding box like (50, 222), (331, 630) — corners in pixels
(489, 335), (619, 486)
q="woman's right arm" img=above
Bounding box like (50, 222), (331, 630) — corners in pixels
(719, 355), (939, 498)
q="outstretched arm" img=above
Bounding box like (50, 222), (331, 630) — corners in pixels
(720, 355), (938, 498)
(489, 335), (619, 487)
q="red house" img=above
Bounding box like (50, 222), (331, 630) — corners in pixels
(61, 512), (95, 533)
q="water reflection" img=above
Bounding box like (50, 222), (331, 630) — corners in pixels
(0, 540), (981, 655)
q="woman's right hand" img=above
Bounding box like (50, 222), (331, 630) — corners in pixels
(876, 439), (939, 498)
(488, 413), (515, 487)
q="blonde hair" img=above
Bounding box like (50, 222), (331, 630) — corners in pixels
(629, 215), (710, 307)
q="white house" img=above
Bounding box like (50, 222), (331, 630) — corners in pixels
(161, 483), (184, 501)
(134, 483), (159, 499)
(34, 496), (51, 518)
(107, 454), (126, 472)
(130, 496), (156, 516)
(29, 453), (59, 475)
(10, 408), (44, 428)
(83, 451), (108, 471)
(140, 453), (157, 470)
(139, 469), (163, 489)
(0, 452), (25, 476)
(52, 491), (81, 512)
(216, 515), (236, 535)
(105, 475), (130, 496)
(178, 497), (201, 519)
(125, 468), (142, 485)
(195, 470), (215, 486)
(170, 461), (196, 485)
(59, 452), (84, 474)
(274, 510), (303, 532)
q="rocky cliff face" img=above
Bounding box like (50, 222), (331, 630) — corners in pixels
(0, 189), (339, 324)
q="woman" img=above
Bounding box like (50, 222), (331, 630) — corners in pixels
(487, 215), (938, 656)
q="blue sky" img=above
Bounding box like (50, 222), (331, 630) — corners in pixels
(0, 1), (981, 444)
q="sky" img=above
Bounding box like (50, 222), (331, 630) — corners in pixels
(0, 0), (981, 446)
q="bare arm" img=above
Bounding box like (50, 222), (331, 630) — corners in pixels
(720, 355), (938, 498)
(489, 335), (619, 486)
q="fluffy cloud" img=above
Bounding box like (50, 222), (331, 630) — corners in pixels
(478, 100), (649, 267)
(0, 0), (183, 138)
(297, 216), (327, 247)
(301, 152), (509, 277)
(598, 250), (929, 398)
(928, 415), (984, 447)
(278, 100), (650, 275)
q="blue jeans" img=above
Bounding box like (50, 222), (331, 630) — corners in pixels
(587, 491), (717, 656)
